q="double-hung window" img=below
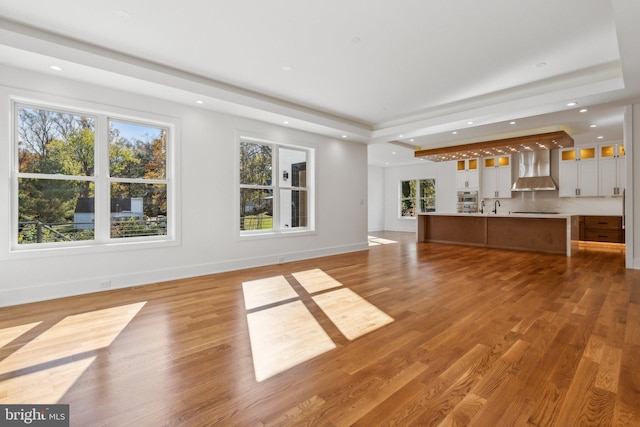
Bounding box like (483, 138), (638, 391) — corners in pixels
(13, 102), (172, 250)
(239, 138), (313, 235)
(400, 178), (436, 217)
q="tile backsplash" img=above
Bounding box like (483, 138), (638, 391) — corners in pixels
(480, 191), (624, 216)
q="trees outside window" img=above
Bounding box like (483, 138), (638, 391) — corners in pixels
(400, 180), (416, 217)
(239, 141), (273, 231)
(239, 140), (311, 234)
(109, 120), (168, 238)
(14, 104), (171, 247)
(419, 179), (436, 213)
(400, 179), (436, 217)
(17, 106), (96, 244)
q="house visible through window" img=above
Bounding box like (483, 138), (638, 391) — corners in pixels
(14, 103), (171, 248)
(400, 179), (436, 217)
(239, 139), (312, 234)
(109, 120), (168, 239)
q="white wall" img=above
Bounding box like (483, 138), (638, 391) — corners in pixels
(367, 166), (385, 232)
(382, 161), (457, 232)
(0, 65), (369, 306)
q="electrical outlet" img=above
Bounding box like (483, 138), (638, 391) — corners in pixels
(99, 280), (112, 289)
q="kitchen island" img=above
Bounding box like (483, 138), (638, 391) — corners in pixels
(417, 213), (579, 256)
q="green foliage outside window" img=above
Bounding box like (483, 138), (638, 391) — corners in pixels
(400, 178), (435, 217)
(16, 106), (168, 244)
(239, 141), (273, 230)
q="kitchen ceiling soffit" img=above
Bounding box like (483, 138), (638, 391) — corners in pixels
(413, 130), (574, 162)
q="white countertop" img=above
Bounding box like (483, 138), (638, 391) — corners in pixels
(418, 212), (576, 219)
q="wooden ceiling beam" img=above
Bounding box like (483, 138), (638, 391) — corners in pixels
(414, 130), (574, 160)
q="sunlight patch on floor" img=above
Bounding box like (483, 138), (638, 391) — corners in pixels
(0, 357), (97, 404)
(246, 301), (336, 382)
(242, 269), (394, 381)
(313, 288), (394, 340)
(0, 322), (41, 348)
(368, 235), (398, 246)
(0, 302), (146, 404)
(292, 268), (342, 293)
(242, 275), (298, 310)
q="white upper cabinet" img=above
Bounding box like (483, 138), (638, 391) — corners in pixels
(481, 156), (512, 199)
(559, 147), (598, 197)
(455, 159), (479, 190)
(598, 143), (625, 197)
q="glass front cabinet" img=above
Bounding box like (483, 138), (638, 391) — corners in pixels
(481, 156), (512, 199)
(599, 143), (625, 196)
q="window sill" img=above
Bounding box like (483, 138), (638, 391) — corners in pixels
(4, 237), (180, 260)
(239, 229), (317, 241)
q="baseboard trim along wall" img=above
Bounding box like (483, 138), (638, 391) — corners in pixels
(0, 242), (369, 307)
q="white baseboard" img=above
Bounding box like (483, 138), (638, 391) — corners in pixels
(385, 226), (416, 233)
(0, 242), (368, 307)
(367, 227), (384, 232)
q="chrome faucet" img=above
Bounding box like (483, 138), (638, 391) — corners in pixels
(480, 200), (485, 214)
(493, 199), (501, 214)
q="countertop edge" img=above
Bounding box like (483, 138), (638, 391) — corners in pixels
(417, 213), (577, 219)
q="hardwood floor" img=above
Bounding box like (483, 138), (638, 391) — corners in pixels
(1, 232), (639, 426)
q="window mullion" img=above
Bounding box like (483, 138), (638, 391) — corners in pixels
(95, 115), (110, 243)
(273, 145), (279, 230)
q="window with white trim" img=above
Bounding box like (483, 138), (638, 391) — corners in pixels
(13, 102), (172, 249)
(400, 178), (436, 217)
(239, 139), (313, 234)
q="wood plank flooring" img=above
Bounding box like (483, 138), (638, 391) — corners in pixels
(1, 232), (639, 426)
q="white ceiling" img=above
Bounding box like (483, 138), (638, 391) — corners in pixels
(0, 0), (639, 167)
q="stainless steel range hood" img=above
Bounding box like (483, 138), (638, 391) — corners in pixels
(511, 150), (557, 191)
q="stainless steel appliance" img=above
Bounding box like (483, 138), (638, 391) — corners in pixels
(511, 150), (557, 191)
(457, 191), (478, 213)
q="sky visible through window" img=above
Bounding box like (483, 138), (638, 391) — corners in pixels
(112, 121), (162, 142)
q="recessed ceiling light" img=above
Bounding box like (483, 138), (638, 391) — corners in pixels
(452, 131), (457, 135)
(49, 65), (62, 71)
(467, 121), (474, 125)
(598, 136), (604, 139)
(195, 100), (204, 104)
(385, 162), (389, 165)
(282, 65), (293, 72)
(509, 121), (516, 125)
(283, 121), (289, 125)
(590, 124), (597, 128)
(398, 134), (404, 138)
(392, 151), (396, 155)
(567, 102), (577, 107)
(580, 109), (588, 113)
(342, 135), (347, 138)
(409, 138), (414, 142)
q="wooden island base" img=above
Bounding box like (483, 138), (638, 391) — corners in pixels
(418, 213), (579, 256)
